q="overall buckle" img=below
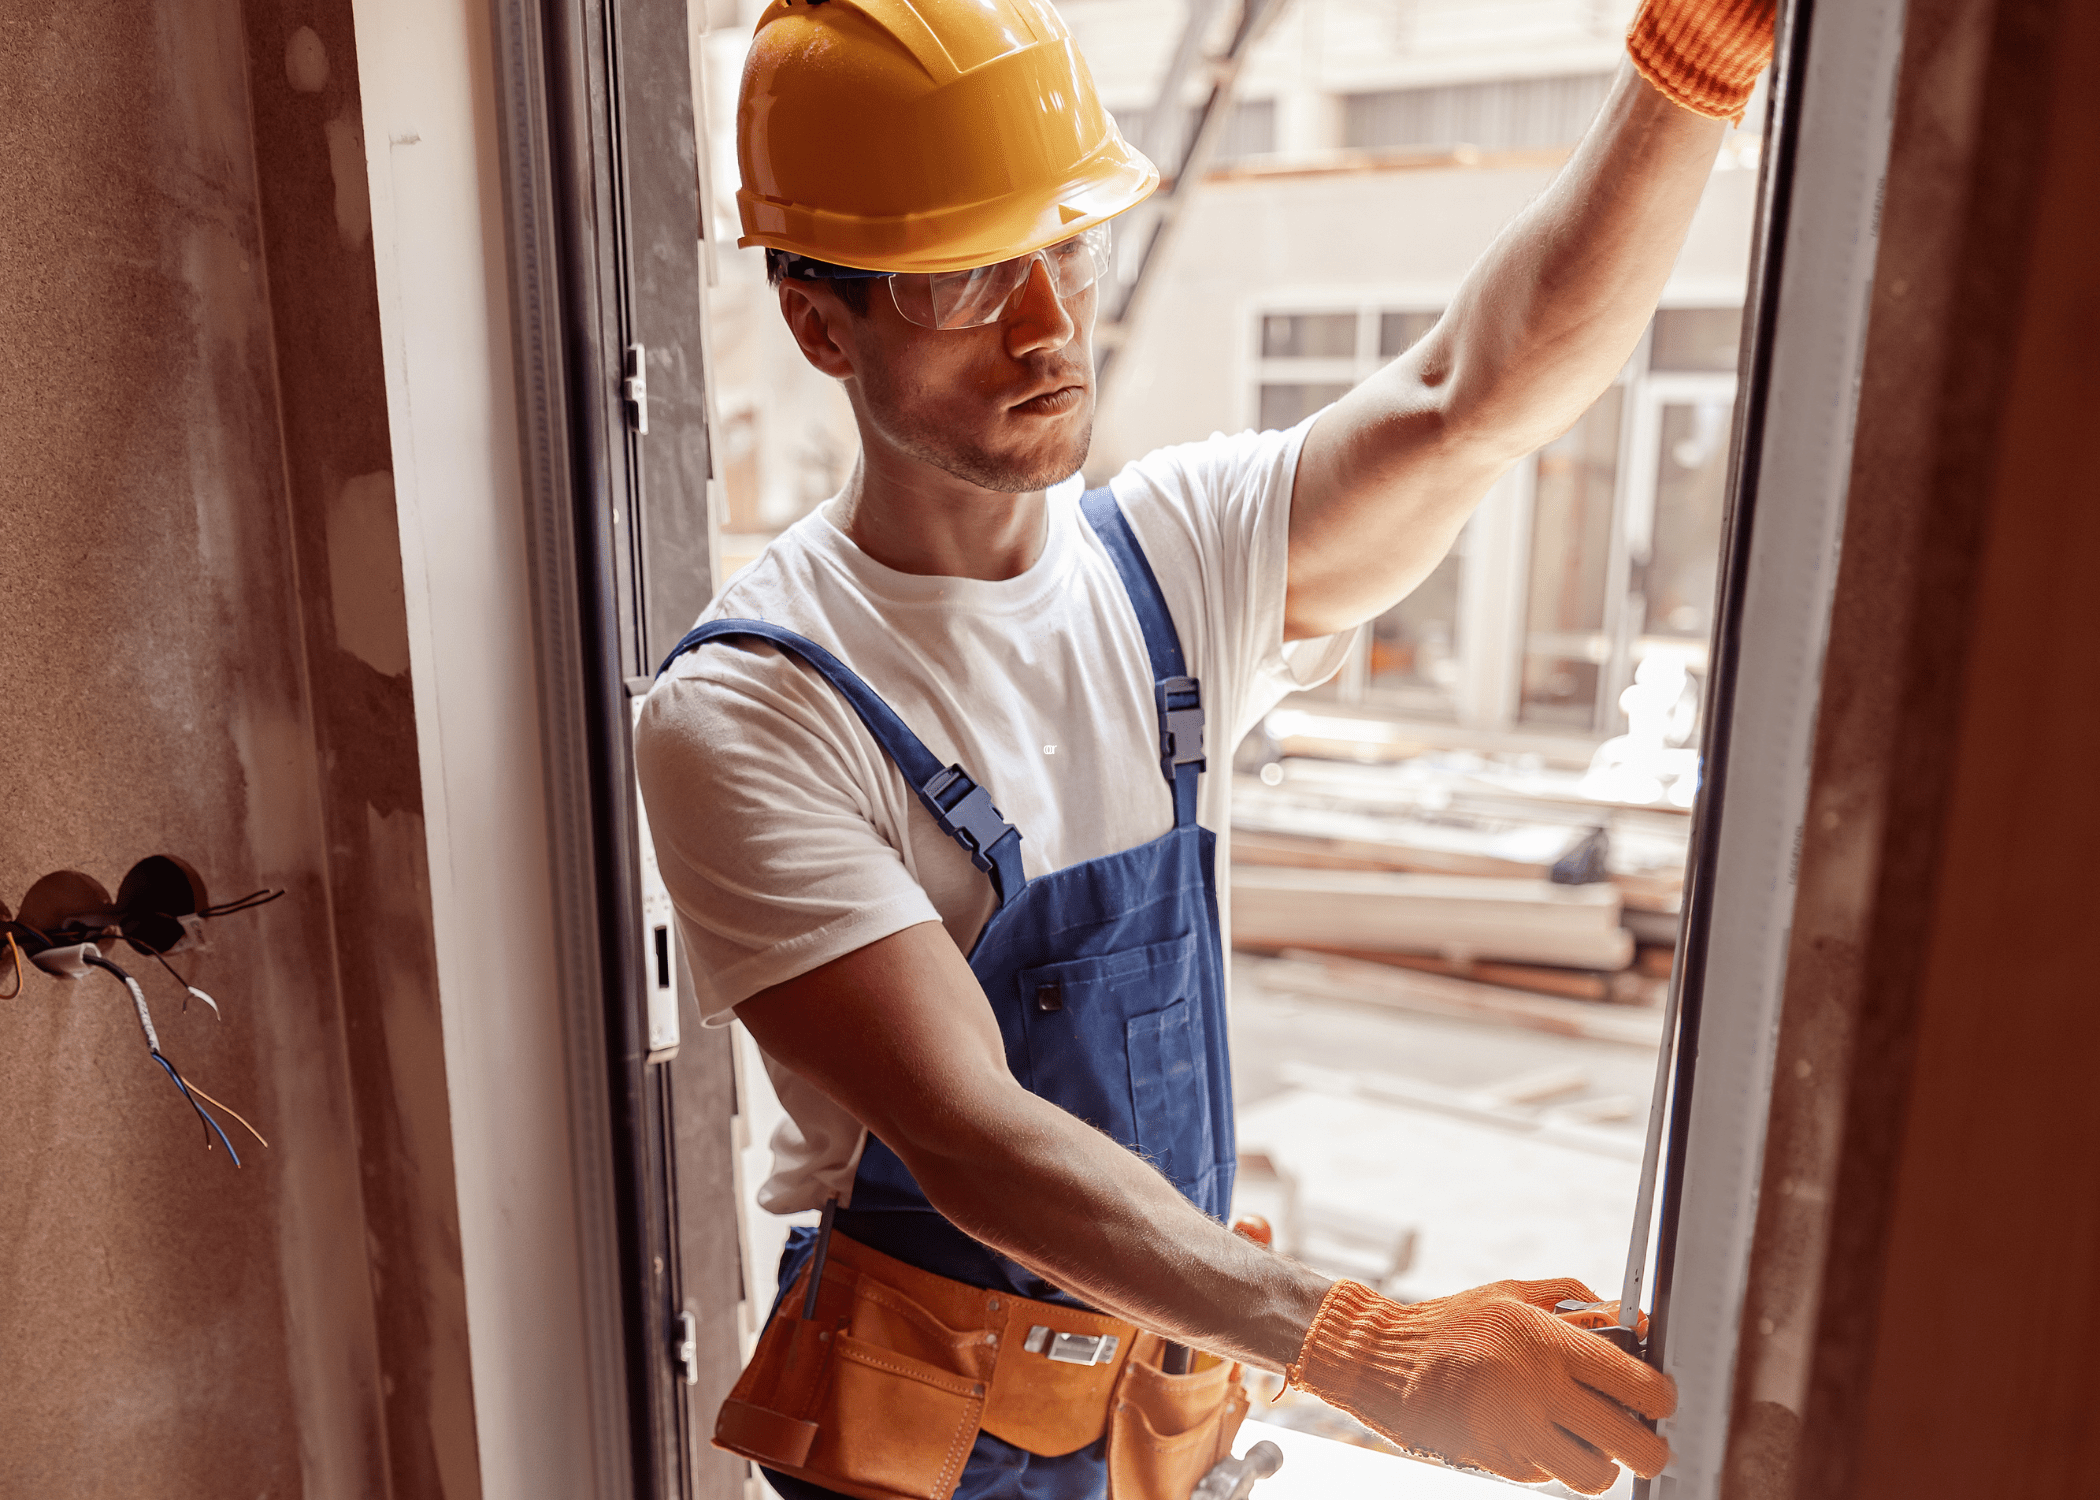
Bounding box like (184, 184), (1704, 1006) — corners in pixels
(922, 765), (1015, 872)
(1156, 675), (1206, 783)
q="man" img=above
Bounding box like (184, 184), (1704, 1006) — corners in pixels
(638, 0), (1773, 1494)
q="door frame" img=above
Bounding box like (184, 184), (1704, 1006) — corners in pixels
(487, 0), (731, 1494)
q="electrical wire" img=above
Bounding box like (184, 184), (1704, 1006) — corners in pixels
(150, 1052), (242, 1167)
(201, 888), (285, 918)
(78, 951), (244, 1167)
(147, 948), (220, 1019)
(0, 933), (21, 1000)
(178, 1077), (269, 1150)
(82, 952), (160, 1053)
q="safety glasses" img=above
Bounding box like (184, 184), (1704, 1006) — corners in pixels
(783, 225), (1114, 332)
(886, 225), (1112, 330)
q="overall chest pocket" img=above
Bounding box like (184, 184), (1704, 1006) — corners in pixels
(1014, 932), (1216, 1194)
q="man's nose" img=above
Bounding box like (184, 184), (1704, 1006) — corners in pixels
(1003, 256), (1078, 356)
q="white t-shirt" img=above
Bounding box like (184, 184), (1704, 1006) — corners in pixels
(635, 416), (1349, 1212)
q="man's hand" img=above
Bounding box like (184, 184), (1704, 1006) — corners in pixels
(1282, 61), (1731, 641)
(734, 921), (1332, 1369)
(1288, 1277), (1675, 1495)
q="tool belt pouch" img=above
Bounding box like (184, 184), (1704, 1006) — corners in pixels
(714, 1233), (1244, 1500)
(714, 1244), (996, 1500)
(1105, 1334), (1250, 1500)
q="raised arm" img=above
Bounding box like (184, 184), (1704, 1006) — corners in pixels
(1284, 0), (1773, 641)
(737, 921), (1675, 1493)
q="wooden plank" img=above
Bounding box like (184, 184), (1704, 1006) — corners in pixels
(1231, 824), (1683, 913)
(1231, 826), (1548, 880)
(1237, 940), (1612, 1001)
(1245, 952), (1666, 1050)
(1231, 867), (1634, 970)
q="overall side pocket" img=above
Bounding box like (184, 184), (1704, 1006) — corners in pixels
(1126, 997), (1214, 1190)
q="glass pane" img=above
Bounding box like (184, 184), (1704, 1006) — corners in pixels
(1364, 549), (1462, 716)
(1378, 310), (1440, 359)
(1258, 382), (1352, 431)
(1261, 313), (1357, 360)
(1651, 307), (1743, 372)
(1643, 401), (1733, 640)
(1521, 387), (1623, 728)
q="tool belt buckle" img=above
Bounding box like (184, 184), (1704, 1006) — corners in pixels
(1024, 1325), (1121, 1367)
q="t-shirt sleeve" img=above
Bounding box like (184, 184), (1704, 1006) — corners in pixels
(635, 643), (943, 1024)
(1108, 411), (1354, 749)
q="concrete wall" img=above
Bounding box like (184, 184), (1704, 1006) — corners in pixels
(0, 2), (512, 1495)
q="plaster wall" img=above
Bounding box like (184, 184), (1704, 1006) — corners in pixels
(1725, 0), (2100, 1490)
(0, 1), (473, 1496)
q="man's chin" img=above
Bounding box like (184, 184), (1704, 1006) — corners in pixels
(947, 421), (1094, 495)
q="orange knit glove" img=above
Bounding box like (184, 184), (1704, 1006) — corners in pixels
(1627, 0), (1778, 121)
(1285, 1279), (1676, 1496)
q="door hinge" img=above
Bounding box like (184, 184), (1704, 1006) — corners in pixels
(623, 343), (649, 434)
(674, 1309), (699, 1386)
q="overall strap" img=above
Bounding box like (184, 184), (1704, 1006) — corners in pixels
(655, 620), (1027, 908)
(1078, 487), (1206, 827)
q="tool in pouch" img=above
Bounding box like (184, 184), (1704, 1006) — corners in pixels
(716, 1199), (1252, 1500)
(1191, 1441), (1282, 1500)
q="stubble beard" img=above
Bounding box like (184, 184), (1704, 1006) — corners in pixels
(861, 357), (1096, 494)
(897, 414), (1095, 495)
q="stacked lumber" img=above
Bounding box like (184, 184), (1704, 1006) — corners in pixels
(1242, 950), (1665, 1049)
(1227, 742), (1693, 1025)
(1233, 765), (1689, 915)
(1233, 942), (1668, 1006)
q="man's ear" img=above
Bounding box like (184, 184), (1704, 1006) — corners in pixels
(778, 281), (857, 380)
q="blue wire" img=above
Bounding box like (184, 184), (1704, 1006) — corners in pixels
(151, 1052), (242, 1168)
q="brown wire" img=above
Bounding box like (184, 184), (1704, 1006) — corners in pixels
(179, 1077), (270, 1150)
(0, 934), (22, 1001)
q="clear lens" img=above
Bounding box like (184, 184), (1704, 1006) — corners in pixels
(889, 225), (1112, 330)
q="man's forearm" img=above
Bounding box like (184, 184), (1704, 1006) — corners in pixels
(893, 1084), (1330, 1371)
(739, 924), (1332, 1369)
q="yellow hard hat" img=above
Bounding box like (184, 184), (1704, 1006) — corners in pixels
(734, 0), (1159, 275)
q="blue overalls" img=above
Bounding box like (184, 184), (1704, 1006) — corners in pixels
(658, 489), (1236, 1500)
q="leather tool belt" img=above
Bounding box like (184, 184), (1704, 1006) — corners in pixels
(715, 1231), (1249, 1500)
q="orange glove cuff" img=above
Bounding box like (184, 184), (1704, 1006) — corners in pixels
(1283, 1281), (1456, 1462)
(1626, 0), (1778, 122)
